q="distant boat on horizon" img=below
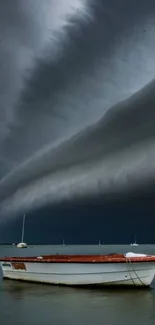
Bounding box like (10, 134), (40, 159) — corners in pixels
(130, 233), (138, 247)
(17, 214), (27, 248)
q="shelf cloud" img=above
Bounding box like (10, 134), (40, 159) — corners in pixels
(0, 0), (155, 221)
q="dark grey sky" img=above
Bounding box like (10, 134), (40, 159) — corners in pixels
(0, 0), (155, 232)
(1, 193), (155, 244)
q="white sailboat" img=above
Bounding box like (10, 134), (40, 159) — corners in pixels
(130, 233), (138, 247)
(17, 214), (27, 248)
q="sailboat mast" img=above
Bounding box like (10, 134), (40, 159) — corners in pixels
(135, 233), (137, 244)
(21, 214), (25, 243)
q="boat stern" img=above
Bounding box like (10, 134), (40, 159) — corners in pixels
(0, 261), (12, 278)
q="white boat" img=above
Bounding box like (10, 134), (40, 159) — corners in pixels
(17, 214), (27, 248)
(17, 242), (27, 248)
(0, 252), (155, 287)
(130, 233), (138, 247)
(131, 243), (138, 247)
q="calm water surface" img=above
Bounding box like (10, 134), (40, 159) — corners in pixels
(0, 245), (155, 325)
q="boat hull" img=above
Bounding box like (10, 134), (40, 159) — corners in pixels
(16, 243), (27, 248)
(1, 261), (155, 287)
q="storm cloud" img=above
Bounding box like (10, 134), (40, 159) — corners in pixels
(0, 0), (155, 220)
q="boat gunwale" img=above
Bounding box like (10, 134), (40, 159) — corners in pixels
(1, 254), (155, 264)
